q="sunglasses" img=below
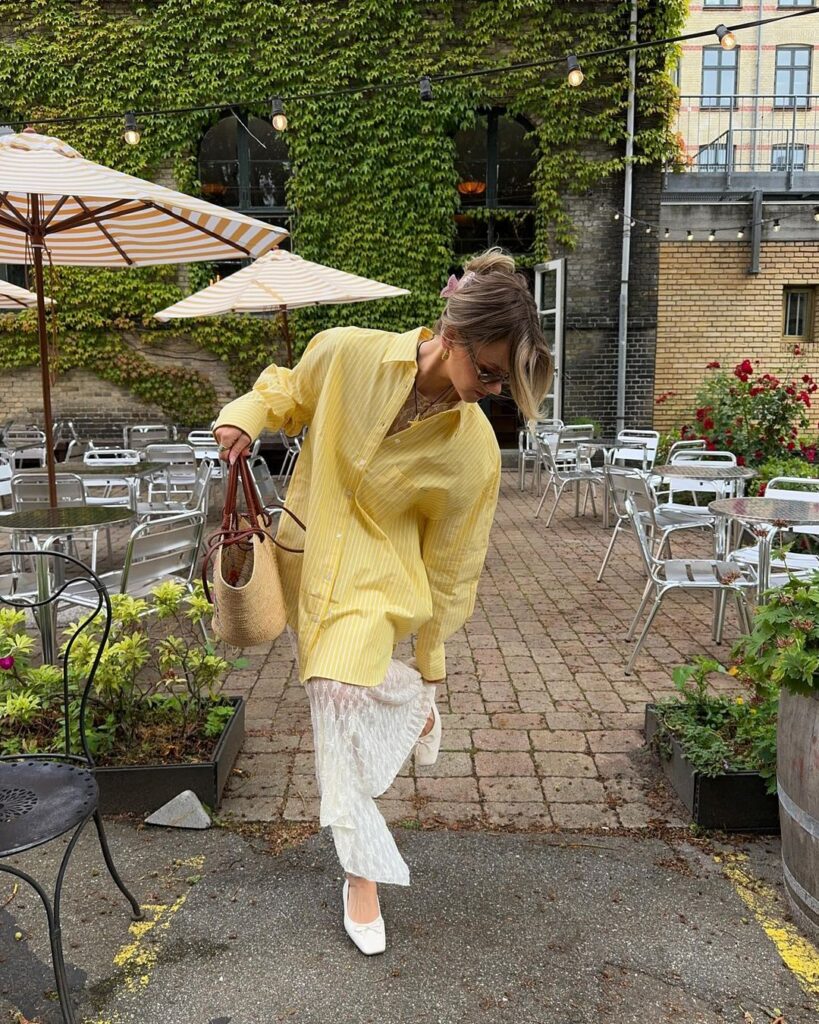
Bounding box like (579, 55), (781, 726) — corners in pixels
(465, 344), (511, 386)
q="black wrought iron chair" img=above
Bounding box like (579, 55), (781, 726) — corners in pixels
(0, 550), (142, 1024)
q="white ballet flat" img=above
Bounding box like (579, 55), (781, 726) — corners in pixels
(343, 880), (386, 956)
(415, 701), (441, 766)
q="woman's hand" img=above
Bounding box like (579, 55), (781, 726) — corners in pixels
(214, 425), (252, 464)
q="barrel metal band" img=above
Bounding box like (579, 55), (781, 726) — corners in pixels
(781, 859), (819, 918)
(777, 781), (819, 839)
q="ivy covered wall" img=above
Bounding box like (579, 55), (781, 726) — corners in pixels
(0, 0), (686, 428)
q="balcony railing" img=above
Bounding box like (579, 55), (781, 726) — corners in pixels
(671, 94), (819, 178)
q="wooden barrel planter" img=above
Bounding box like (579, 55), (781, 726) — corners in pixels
(777, 688), (819, 942)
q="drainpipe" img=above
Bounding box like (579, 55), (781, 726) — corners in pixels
(616, 0), (638, 435)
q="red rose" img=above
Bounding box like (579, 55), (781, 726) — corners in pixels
(793, 345), (802, 356)
(758, 482), (767, 496)
(787, 442), (796, 451)
(754, 450), (763, 460)
(736, 455), (746, 466)
(706, 360), (721, 369)
(749, 387), (762, 397)
(703, 418), (715, 430)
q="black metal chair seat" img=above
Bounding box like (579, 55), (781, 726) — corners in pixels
(0, 760), (98, 857)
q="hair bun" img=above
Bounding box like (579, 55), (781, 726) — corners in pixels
(463, 247), (517, 276)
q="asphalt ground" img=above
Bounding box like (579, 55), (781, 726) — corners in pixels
(1, 821), (818, 1024)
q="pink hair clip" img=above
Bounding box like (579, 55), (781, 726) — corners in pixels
(439, 271), (476, 298)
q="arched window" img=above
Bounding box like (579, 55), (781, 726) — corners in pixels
(453, 109), (537, 256)
(198, 111), (293, 271)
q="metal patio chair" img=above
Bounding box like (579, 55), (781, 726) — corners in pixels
(0, 549), (142, 1024)
(726, 476), (819, 578)
(609, 429), (660, 472)
(3, 425), (47, 468)
(533, 432), (603, 527)
(136, 460), (212, 522)
(248, 454), (282, 507)
(655, 449), (738, 518)
(623, 493), (755, 675)
(519, 418), (563, 493)
(597, 465), (712, 583)
(278, 429), (303, 490)
(123, 423), (176, 448)
(144, 443), (197, 501)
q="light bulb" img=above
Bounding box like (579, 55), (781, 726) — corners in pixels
(663, 228), (670, 239)
(123, 111), (141, 146)
(270, 97), (288, 131)
(814, 207), (819, 222)
(645, 225), (652, 234)
(715, 25), (736, 51)
(686, 229), (694, 241)
(737, 227), (745, 239)
(613, 211), (620, 221)
(566, 55), (584, 88)
(708, 228), (716, 241)
(773, 219), (781, 232)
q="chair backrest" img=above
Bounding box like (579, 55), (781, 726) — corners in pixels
(120, 512), (205, 595)
(278, 430), (302, 454)
(0, 548), (111, 764)
(764, 476), (819, 536)
(624, 493), (662, 579)
(666, 450), (739, 499)
(249, 456), (280, 507)
(84, 448), (142, 466)
(560, 423), (595, 442)
(533, 422), (562, 454)
(190, 460), (213, 514)
(187, 429), (218, 447)
(0, 456), (11, 501)
(671, 449), (736, 464)
(124, 423), (175, 448)
(668, 439), (707, 461)
(3, 424), (46, 446)
(11, 472), (86, 509)
(612, 429), (660, 470)
(144, 443), (196, 467)
(604, 464), (656, 520)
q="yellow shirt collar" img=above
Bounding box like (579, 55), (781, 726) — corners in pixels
(381, 326), (434, 363)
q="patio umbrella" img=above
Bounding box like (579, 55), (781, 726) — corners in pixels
(153, 248), (409, 366)
(0, 279), (52, 309)
(0, 129), (287, 503)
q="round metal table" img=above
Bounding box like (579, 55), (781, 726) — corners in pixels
(654, 463), (756, 485)
(709, 496), (819, 604)
(0, 506), (135, 662)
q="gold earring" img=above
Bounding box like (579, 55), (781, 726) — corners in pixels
(441, 348), (450, 361)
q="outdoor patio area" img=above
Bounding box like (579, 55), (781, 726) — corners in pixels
(215, 468), (738, 833)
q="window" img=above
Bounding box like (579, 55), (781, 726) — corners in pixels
(771, 143), (808, 171)
(701, 47), (739, 107)
(777, 1), (814, 8)
(774, 47), (812, 107)
(452, 109), (536, 256)
(696, 141), (734, 170)
(0, 264), (27, 290)
(703, 0), (741, 6)
(783, 287), (815, 342)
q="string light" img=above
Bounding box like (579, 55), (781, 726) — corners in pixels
(773, 219), (781, 232)
(686, 229), (694, 241)
(737, 227), (745, 239)
(708, 228), (716, 241)
(663, 227), (670, 239)
(270, 97), (288, 131)
(814, 207), (819, 222)
(613, 211), (620, 221)
(123, 111), (141, 145)
(566, 55), (584, 87)
(715, 24), (736, 50)
(419, 76), (433, 102)
(645, 225), (652, 234)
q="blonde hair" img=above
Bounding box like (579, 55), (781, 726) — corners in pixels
(436, 248), (553, 422)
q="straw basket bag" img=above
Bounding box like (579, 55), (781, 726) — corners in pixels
(202, 457), (304, 647)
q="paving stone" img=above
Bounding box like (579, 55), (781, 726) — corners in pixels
(587, 730), (644, 753)
(541, 777), (606, 803)
(418, 801), (482, 824)
(416, 777), (480, 803)
(534, 752), (598, 778)
(483, 801), (553, 827)
(472, 729), (530, 751)
(474, 751), (536, 776)
(478, 777), (543, 802)
(529, 730), (588, 752)
(549, 803), (619, 828)
(415, 751), (473, 777)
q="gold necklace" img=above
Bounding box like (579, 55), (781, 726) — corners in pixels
(413, 343), (454, 422)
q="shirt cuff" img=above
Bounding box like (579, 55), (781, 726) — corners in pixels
(213, 391), (270, 442)
(416, 641), (446, 681)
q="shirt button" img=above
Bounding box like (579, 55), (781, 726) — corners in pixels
(358, 458), (366, 467)
(336, 532), (342, 539)
(324, 572), (332, 581)
(345, 489), (352, 498)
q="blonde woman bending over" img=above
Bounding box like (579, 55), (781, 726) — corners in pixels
(214, 248), (552, 955)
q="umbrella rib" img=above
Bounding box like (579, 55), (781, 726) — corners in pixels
(45, 198), (136, 234)
(143, 202), (252, 255)
(0, 192), (31, 229)
(40, 195), (70, 230)
(254, 280), (289, 306)
(0, 293), (27, 308)
(73, 196), (134, 265)
(0, 211), (27, 233)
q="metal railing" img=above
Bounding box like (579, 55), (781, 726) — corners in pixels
(671, 94), (819, 177)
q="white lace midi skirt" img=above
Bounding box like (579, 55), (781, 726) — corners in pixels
(305, 660), (434, 886)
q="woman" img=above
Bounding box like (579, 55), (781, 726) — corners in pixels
(214, 248), (552, 955)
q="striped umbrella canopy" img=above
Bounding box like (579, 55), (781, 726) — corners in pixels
(0, 279), (52, 309)
(0, 129), (287, 502)
(154, 249), (409, 366)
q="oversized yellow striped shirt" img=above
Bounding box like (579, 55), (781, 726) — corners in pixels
(214, 325), (502, 687)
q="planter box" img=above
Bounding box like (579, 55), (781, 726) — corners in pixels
(94, 696), (245, 815)
(645, 704), (779, 833)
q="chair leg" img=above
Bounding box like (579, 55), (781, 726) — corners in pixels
(534, 478), (557, 518)
(626, 579), (655, 640)
(545, 482), (567, 528)
(92, 811), (143, 920)
(597, 521), (623, 583)
(588, 483), (597, 517)
(626, 592), (666, 675)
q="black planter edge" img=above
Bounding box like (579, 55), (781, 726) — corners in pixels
(94, 695), (245, 816)
(644, 704), (780, 833)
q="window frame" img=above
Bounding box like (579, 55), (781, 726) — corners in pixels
(774, 46), (813, 109)
(783, 286), (816, 343)
(777, 1), (815, 9)
(700, 45), (740, 108)
(770, 143), (808, 171)
(703, 0), (742, 7)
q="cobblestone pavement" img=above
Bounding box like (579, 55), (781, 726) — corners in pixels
(219, 470), (744, 831)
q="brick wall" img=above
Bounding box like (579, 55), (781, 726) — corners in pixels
(653, 240), (819, 432)
(557, 165), (661, 433)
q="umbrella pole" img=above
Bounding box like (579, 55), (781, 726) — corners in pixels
(280, 307), (294, 368)
(31, 225), (58, 507)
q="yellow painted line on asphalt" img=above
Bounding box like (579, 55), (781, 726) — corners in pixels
(718, 852), (819, 997)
